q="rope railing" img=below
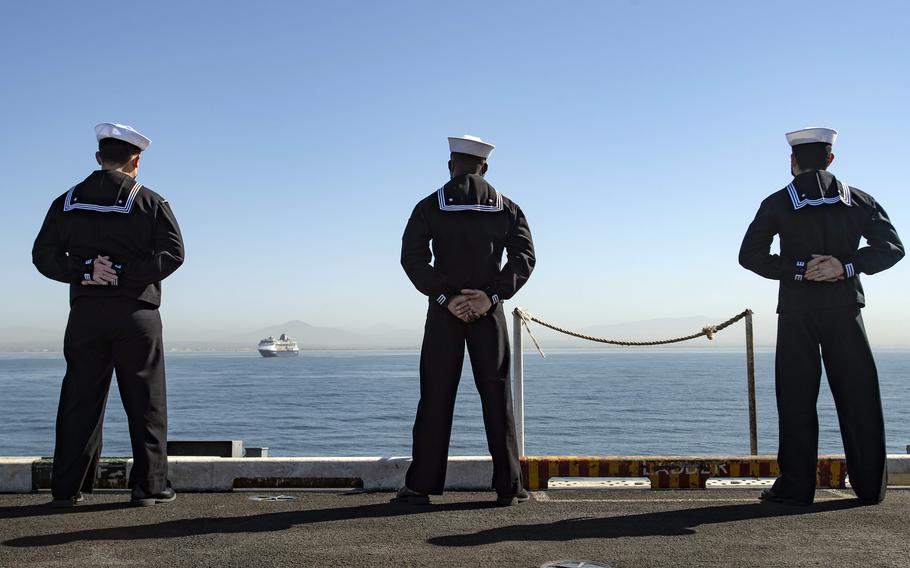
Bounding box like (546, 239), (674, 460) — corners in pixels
(513, 307), (753, 350)
(510, 307), (759, 455)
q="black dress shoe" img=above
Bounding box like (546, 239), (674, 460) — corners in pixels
(50, 492), (84, 509)
(759, 488), (810, 506)
(131, 482), (177, 506)
(496, 488), (530, 507)
(390, 486), (430, 505)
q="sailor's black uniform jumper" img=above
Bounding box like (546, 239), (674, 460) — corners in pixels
(32, 169), (184, 499)
(401, 173), (535, 495)
(739, 170), (903, 504)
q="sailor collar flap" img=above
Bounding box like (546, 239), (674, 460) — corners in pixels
(63, 171), (143, 214)
(787, 171), (852, 210)
(437, 174), (503, 213)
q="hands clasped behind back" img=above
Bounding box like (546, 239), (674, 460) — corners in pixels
(805, 254), (845, 282)
(447, 289), (493, 322)
(82, 255), (119, 286)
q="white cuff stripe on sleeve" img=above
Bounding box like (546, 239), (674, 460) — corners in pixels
(491, 294), (500, 305)
(845, 263), (855, 278)
(436, 294), (446, 305)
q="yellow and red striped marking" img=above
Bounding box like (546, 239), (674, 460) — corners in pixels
(520, 456), (848, 490)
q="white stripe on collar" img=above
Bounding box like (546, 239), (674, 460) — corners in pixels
(437, 187), (503, 212)
(63, 182), (143, 214)
(786, 181), (851, 210)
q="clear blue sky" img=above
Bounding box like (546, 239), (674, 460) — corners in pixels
(1, 1), (908, 345)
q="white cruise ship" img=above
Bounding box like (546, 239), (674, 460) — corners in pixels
(257, 334), (300, 357)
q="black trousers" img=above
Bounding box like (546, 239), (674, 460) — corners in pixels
(51, 297), (168, 499)
(405, 303), (522, 495)
(773, 306), (887, 504)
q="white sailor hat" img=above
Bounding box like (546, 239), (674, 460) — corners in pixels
(785, 127), (837, 147)
(95, 122), (151, 151)
(448, 134), (495, 159)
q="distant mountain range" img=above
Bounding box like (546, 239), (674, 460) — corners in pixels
(249, 320), (421, 349)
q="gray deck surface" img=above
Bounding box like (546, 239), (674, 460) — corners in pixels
(1, 489), (907, 567)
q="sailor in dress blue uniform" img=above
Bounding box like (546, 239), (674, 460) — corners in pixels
(32, 123), (184, 507)
(739, 127), (903, 505)
(396, 135), (535, 506)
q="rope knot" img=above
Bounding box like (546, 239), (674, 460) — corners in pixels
(702, 325), (717, 340)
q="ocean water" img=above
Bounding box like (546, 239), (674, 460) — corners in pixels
(0, 349), (908, 457)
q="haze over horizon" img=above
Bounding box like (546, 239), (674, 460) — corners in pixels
(2, 2), (908, 348)
(2, 312), (908, 352)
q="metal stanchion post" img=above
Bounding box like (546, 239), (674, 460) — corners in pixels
(745, 310), (758, 455)
(512, 308), (525, 457)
